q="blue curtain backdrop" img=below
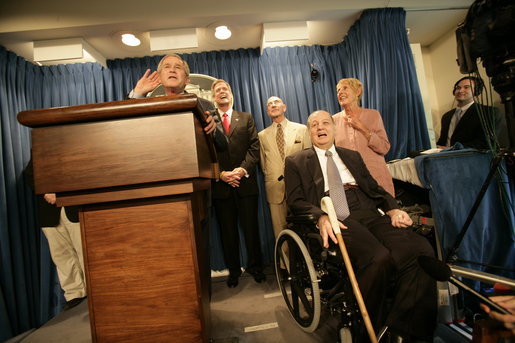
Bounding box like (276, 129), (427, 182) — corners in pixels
(0, 7), (432, 340)
(0, 47), (114, 340)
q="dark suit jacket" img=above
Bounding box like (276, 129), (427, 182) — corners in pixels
(211, 109), (260, 199)
(196, 96), (228, 152)
(437, 103), (502, 149)
(284, 146), (398, 220)
(23, 159), (79, 226)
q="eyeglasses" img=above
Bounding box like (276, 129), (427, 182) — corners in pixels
(267, 100), (283, 107)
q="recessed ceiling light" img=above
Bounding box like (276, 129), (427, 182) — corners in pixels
(121, 33), (141, 46)
(214, 26), (232, 40)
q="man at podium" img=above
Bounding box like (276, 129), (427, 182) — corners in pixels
(127, 53), (227, 151)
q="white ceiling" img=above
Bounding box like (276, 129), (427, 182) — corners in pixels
(0, 0), (474, 65)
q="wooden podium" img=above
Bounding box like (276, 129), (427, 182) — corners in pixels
(18, 94), (217, 343)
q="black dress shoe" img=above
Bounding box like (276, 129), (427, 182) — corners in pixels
(63, 296), (86, 311)
(227, 274), (239, 288)
(248, 270), (266, 283)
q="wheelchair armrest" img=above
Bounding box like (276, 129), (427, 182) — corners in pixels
(286, 214), (318, 225)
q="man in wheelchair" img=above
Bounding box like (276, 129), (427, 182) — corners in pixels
(283, 110), (437, 342)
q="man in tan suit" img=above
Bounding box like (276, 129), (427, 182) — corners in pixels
(259, 96), (311, 238)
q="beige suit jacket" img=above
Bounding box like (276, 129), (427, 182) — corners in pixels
(259, 119), (311, 204)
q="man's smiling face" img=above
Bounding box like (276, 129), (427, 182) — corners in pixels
(213, 81), (233, 108)
(308, 111), (335, 150)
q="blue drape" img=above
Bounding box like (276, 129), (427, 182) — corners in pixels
(0, 47), (114, 340)
(415, 149), (515, 283)
(1, 7), (431, 340)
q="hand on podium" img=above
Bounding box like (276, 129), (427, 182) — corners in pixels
(204, 112), (216, 135)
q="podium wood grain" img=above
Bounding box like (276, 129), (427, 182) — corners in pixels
(82, 196), (208, 343)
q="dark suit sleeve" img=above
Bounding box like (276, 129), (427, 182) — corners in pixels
(211, 114), (229, 152)
(459, 105), (500, 149)
(285, 155), (325, 220)
(198, 98), (228, 152)
(239, 114), (260, 174)
(437, 110), (452, 146)
(23, 159), (61, 227)
(445, 104), (502, 149)
(340, 148), (398, 212)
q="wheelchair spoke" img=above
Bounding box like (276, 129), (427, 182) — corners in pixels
(290, 278), (314, 314)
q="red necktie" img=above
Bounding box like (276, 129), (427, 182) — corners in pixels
(222, 113), (230, 134)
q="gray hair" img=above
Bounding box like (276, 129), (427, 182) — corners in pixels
(156, 54), (190, 76)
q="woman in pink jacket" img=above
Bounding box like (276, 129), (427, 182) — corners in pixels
(333, 78), (395, 196)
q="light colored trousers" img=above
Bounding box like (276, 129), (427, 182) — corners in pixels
(269, 201), (288, 239)
(42, 208), (86, 301)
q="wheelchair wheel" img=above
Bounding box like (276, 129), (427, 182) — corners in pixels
(339, 327), (352, 343)
(275, 229), (321, 332)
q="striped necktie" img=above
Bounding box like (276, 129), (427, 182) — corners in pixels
(276, 123), (285, 160)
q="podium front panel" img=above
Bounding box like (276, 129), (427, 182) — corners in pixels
(81, 195), (208, 343)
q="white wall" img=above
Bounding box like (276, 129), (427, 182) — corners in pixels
(411, 43), (436, 146)
(420, 29), (502, 144)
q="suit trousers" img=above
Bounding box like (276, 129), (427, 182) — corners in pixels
(269, 200), (288, 238)
(213, 192), (263, 276)
(341, 188), (437, 339)
(42, 208), (86, 301)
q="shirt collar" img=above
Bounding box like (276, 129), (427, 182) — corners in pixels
(273, 118), (289, 128)
(457, 101), (474, 112)
(313, 144), (337, 157)
(218, 108), (233, 116)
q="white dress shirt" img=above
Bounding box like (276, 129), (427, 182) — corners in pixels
(313, 145), (357, 192)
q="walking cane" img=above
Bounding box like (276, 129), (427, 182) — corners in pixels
(321, 196), (378, 343)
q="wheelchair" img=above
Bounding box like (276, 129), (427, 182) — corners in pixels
(275, 211), (436, 342)
(274, 214), (370, 342)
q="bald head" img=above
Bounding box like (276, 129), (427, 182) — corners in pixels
(266, 96), (287, 122)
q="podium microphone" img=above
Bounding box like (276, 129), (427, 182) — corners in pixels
(417, 256), (512, 315)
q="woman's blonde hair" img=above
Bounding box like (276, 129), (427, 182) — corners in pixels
(336, 78), (363, 102)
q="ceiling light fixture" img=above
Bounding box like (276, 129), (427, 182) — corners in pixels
(214, 26), (232, 40)
(33, 38), (106, 67)
(121, 33), (141, 47)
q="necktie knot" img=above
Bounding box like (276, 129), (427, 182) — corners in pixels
(325, 150), (332, 157)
